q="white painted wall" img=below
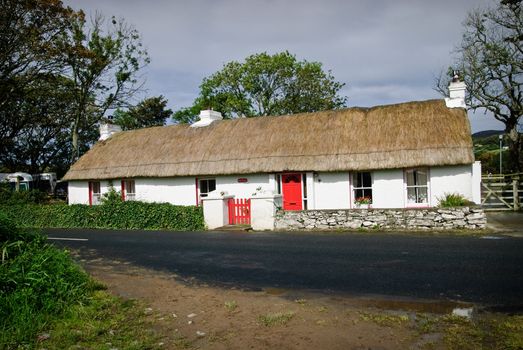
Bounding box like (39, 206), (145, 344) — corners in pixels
(215, 174), (273, 198)
(312, 172), (351, 209)
(67, 164), (476, 210)
(372, 169), (405, 208)
(430, 164), (474, 206)
(137, 177), (196, 205)
(251, 194), (282, 230)
(202, 195), (232, 229)
(68, 181), (89, 205)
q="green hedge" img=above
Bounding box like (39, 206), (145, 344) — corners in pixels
(0, 202), (205, 231)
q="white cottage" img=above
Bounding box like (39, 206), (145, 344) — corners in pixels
(63, 82), (481, 213)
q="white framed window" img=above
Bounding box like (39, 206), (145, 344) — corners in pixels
(198, 178), (216, 201)
(405, 168), (429, 206)
(89, 181), (101, 205)
(353, 172), (373, 206)
(122, 179), (136, 201)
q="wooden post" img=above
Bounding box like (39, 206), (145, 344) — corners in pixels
(512, 179), (520, 211)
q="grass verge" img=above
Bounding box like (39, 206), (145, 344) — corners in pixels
(0, 211), (160, 349)
(415, 313), (523, 350)
(43, 291), (160, 350)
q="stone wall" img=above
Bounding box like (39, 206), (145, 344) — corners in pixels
(275, 207), (486, 231)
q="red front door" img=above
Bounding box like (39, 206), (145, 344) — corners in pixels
(282, 173), (303, 210)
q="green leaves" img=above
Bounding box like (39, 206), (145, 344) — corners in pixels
(114, 95), (173, 131)
(173, 51), (347, 123)
(0, 202), (205, 231)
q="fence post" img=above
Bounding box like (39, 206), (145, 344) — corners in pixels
(513, 179), (520, 211)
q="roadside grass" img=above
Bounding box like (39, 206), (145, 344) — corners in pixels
(358, 311), (410, 327)
(258, 311), (296, 327)
(0, 211), (160, 349)
(412, 313), (523, 350)
(224, 300), (238, 312)
(43, 291), (161, 350)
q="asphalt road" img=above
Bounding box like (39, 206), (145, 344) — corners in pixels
(45, 228), (523, 307)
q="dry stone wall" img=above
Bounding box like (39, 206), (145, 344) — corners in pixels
(275, 207), (486, 231)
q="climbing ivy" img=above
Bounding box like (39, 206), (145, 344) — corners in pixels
(0, 202), (204, 231)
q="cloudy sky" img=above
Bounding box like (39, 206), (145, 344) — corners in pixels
(64, 0), (504, 133)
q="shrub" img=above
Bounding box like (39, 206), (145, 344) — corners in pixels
(438, 193), (474, 207)
(0, 184), (48, 205)
(0, 201), (205, 231)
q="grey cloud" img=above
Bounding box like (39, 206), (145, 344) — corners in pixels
(64, 0), (501, 132)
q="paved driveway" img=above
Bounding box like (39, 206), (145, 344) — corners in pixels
(486, 211), (523, 235)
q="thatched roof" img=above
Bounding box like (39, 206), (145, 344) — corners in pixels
(63, 99), (474, 181)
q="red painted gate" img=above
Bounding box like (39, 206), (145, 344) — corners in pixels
(228, 198), (251, 225)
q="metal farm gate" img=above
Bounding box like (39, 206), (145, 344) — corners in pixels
(481, 174), (522, 211)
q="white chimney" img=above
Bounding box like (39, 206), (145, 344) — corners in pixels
(190, 109), (223, 128)
(445, 73), (467, 109)
(99, 118), (122, 141)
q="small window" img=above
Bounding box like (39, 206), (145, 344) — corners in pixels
(276, 174), (281, 194)
(406, 168), (428, 204)
(353, 172), (372, 204)
(199, 178), (216, 199)
(89, 181), (101, 205)
(302, 174), (308, 210)
(122, 179), (136, 201)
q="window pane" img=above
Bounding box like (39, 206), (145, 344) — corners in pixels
(208, 179), (216, 192)
(362, 172), (372, 187)
(407, 187), (428, 203)
(407, 187), (417, 203)
(92, 182), (100, 194)
(302, 174), (307, 199)
(354, 172), (371, 188)
(127, 180), (135, 194)
(200, 180), (208, 193)
(355, 173), (362, 188)
(406, 171), (415, 186)
(417, 171), (427, 186)
(417, 187), (428, 203)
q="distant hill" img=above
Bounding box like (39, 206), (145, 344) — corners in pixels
(472, 130), (504, 139)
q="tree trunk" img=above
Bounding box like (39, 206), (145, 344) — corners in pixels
(70, 118), (79, 164)
(506, 122), (522, 173)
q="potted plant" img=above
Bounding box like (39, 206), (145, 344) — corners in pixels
(354, 196), (372, 209)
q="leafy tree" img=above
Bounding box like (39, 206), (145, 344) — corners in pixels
(113, 96), (172, 130)
(173, 51), (347, 123)
(56, 12), (150, 162)
(0, 0), (77, 165)
(436, 0), (523, 172)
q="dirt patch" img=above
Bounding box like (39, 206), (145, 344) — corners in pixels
(71, 250), (459, 350)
